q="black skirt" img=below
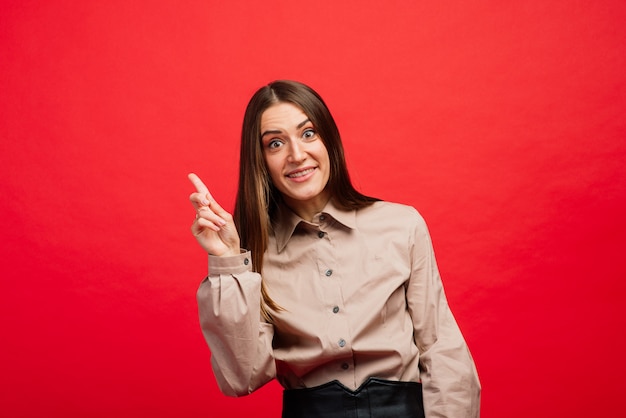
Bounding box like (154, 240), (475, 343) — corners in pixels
(282, 377), (425, 418)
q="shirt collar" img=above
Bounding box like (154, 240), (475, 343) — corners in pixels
(273, 199), (356, 253)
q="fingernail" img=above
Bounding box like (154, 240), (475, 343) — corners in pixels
(218, 218), (227, 226)
(201, 199), (209, 206)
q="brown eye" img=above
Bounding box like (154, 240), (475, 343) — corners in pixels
(302, 129), (316, 140)
(268, 139), (284, 149)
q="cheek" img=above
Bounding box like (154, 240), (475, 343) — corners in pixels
(264, 156), (283, 181)
(318, 146), (331, 171)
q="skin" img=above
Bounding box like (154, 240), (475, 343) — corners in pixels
(260, 102), (331, 221)
(189, 102), (331, 256)
(188, 173), (240, 257)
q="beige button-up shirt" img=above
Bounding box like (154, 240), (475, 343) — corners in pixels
(198, 200), (481, 417)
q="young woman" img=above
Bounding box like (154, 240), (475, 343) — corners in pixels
(188, 80), (480, 417)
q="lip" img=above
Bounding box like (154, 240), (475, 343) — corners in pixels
(285, 166), (317, 183)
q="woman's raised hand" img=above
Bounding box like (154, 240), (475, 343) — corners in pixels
(188, 173), (241, 257)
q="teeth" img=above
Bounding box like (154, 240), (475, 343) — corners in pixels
(288, 168), (314, 178)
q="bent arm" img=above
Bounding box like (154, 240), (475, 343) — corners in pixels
(406, 213), (481, 417)
(197, 251), (276, 397)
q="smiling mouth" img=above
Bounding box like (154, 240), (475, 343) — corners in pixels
(287, 167), (316, 178)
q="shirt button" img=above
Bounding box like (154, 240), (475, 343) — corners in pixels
(341, 363), (349, 370)
(325, 269), (333, 277)
(320, 215), (326, 221)
(338, 338), (346, 347)
(243, 258), (249, 265)
(332, 306), (339, 314)
(318, 231), (325, 238)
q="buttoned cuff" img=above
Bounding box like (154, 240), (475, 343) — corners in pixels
(208, 250), (253, 275)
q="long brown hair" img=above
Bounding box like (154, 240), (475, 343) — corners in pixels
(233, 80), (379, 321)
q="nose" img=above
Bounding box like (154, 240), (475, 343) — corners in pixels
(287, 139), (306, 163)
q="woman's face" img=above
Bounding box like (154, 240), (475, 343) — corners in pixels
(260, 102), (331, 216)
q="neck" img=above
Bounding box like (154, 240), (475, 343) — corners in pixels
(283, 192), (331, 222)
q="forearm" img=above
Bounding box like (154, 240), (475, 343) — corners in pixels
(418, 308), (481, 417)
(197, 252), (276, 396)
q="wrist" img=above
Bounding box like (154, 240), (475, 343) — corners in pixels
(209, 247), (242, 257)
(222, 248), (242, 257)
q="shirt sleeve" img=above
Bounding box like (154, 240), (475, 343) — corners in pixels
(196, 251), (276, 397)
(405, 211), (481, 417)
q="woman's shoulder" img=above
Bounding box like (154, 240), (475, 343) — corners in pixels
(357, 200), (427, 227)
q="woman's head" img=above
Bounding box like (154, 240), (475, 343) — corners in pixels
(259, 101), (331, 220)
(239, 80), (352, 214)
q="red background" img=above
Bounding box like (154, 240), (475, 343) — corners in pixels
(2, 1), (625, 417)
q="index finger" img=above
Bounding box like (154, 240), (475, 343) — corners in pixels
(187, 173), (213, 199)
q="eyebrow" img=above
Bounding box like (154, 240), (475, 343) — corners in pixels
(261, 118), (311, 139)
